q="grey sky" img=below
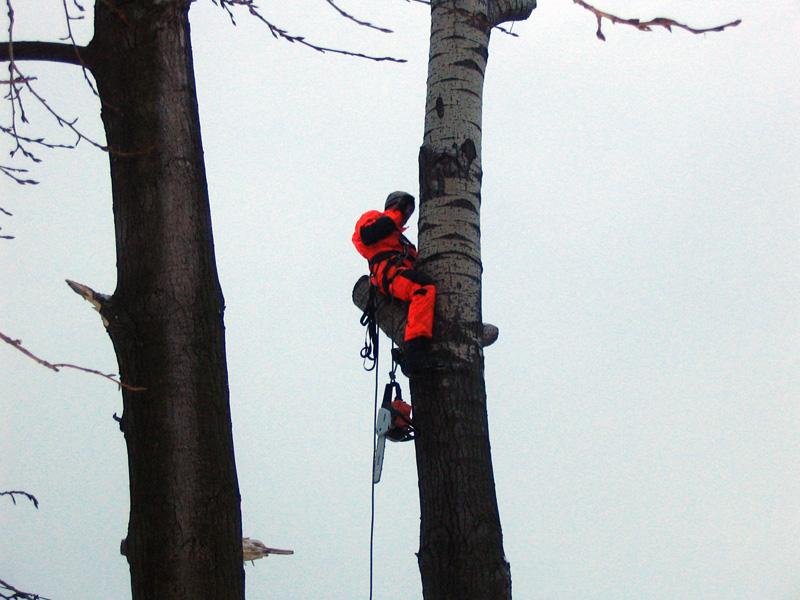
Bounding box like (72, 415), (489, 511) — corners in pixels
(2, 1), (798, 599)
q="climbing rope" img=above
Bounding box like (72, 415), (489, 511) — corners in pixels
(361, 286), (407, 599)
(369, 347), (379, 600)
(362, 284), (380, 600)
(369, 340), (403, 600)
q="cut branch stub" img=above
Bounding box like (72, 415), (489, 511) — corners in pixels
(66, 278), (111, 328)
(489, 0), (537, 27)
(352, 275), (407, 346)
(242, 537), (295, 562)
(352, 275), (499, 348)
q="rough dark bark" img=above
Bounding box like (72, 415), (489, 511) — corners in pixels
(2, 1), (244, 598)
(86, 2), (244, 598)
(413, 366), (510, 598)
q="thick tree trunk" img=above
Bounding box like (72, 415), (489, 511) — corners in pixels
(410, 1), (534, 598)
(414, 5), (506, 597)
(85, 1), (244, 598)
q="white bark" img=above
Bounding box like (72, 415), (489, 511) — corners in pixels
(419, 0), (492, 366)
(388, 3), (535, 597)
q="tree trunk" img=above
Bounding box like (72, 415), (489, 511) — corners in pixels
(85, 1), (244, 598)
(411, 2), (534, 598)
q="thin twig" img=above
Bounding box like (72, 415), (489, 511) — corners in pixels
(58, 0), (99, 97)
(571, 0), (741, 41)
(0, 578), (53, 600)
(0, 490), (39, 509)
(14, 77), (105, 151)
(0, 164), (36, 184)
(494, 23), (519, 37)
(1, 0), (103, 184)
(0, 330), (145, 391)
(212, 0), (406, 62)
(0, 124), (75, 150)
(4, 0), (27, 161)
(325, 0), (394, 33)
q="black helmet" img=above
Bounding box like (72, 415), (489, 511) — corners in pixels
(385, 191), (415, 213)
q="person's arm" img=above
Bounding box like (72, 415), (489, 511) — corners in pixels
(359, 209), (405, 245)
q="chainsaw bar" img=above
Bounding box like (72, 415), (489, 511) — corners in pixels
(372, 407), (393, 484)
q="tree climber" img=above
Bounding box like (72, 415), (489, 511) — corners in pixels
(352, 191), (436, 372)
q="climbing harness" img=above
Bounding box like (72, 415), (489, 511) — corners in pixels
(367, 233), (413, 296)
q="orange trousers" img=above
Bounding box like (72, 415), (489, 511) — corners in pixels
(375, 266), (436, 341)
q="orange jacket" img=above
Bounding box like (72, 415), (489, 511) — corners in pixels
(352, 208), (417, 265)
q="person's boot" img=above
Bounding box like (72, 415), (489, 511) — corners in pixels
(401, 336), (431, 376)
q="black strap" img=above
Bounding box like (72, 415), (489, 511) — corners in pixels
(359, 285), (379, 371)
(370, 250), (411, 296)
(381, 380), (401, 408)
(368, 250), (402, 267)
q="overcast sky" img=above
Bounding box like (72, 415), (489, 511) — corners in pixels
(2, 1), (798, 599)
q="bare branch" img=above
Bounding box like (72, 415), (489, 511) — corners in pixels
(493, 23), (520, 37)
(0, 171), (18, 235)
(0, 124), (75, 150)
(0, 0), (101, 184)
(4, 0), (29, 166)
(0, 164), (36, 185)
(0, 330), (145, 391)
(0, 55), (104, 184)
(325, 0), (394, 33)
(0, 490), (39, 509)
(212, 0), (407, 62)
(0, 578), (53, 600)
(12, 75), (105, 150)
(571, 0), (741, 41)
(0, 41), (86, 65)
(57, 0), (99, 96)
